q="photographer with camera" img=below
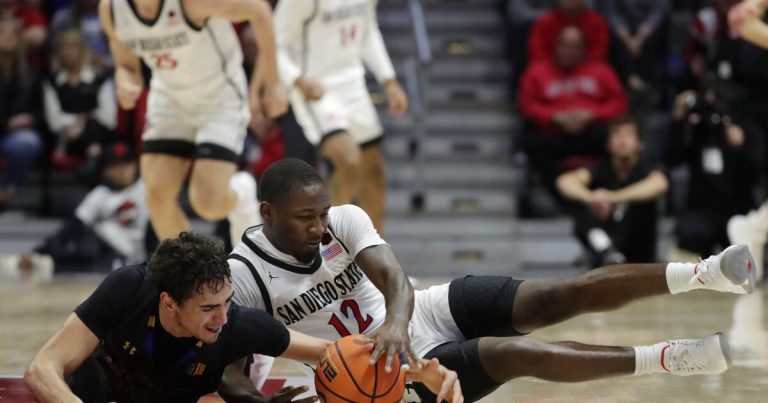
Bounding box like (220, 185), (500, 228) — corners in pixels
(667, 81), (764, 258)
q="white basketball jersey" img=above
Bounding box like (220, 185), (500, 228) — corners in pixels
(274, 0), (395, 88)
(111, 0), (247, 103)
(229, 205), (387, 341)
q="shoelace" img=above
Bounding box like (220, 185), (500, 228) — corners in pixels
(668, 339), (711, 373)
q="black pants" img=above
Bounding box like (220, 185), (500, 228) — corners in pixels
(571, 201), (658, 266)
(521, 128), (607, 199)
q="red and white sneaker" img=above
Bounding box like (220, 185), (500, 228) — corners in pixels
(691, 245), (756, 294)
(663, 333), (731, 376)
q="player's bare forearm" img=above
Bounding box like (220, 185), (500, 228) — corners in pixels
(356, 245), (414, 327)
(25, 314), (100, 403)
(24, 360), (81, 403)
(251, 13), (280, 90)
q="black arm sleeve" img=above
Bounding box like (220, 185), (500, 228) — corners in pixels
(224, 305), (291, 363)
(74, 265), (145, 339)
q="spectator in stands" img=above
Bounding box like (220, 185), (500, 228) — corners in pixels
(0, 0), (47, 67)
(44, 28), (115, 183)
(0, 19), (42, 211)
(50, 0), (111, 68)
(557, 116), (668, 267)
(596, 0), (670, 96)
(667, 85), (764, 259)
(0, 143), (148, 283)
(519, 25), (628, 195)
(527, 0), (608, 63)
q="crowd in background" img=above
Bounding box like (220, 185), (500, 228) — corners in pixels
(1, 0), (768, 274)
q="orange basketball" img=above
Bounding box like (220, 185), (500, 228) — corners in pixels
(315, 335), (406, 403)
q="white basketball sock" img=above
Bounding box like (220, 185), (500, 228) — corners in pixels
(666, 262), (699, 294)
(633, 342), (667, 375)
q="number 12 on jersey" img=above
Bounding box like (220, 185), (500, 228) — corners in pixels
(328, 299), (373, 336)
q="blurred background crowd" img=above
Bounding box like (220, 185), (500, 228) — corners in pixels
(2, 0), (768, 282)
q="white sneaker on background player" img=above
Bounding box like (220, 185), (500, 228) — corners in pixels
(228, 171), (261, 246)
(693, 245), (756, 294)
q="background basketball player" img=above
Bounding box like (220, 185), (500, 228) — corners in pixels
(99, 0), (289, 245)
(273, 0), (408, 233)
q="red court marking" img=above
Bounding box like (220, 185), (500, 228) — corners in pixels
(0, 377), (289, 402)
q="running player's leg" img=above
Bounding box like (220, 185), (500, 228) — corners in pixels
(140, 91), (196, 240)
(358, 141), (386, 233)
(188, 159), (238, 219)
(320, 133), (361, 206)
(290, 88), (360, 206)
(512, 245), (756, 333)
(140, 153), (191, 240)
(194, 101), (260, 245)
(347, 81), (386, 232)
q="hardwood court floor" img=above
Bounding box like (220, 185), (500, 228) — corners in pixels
(1, 276), (766, 402)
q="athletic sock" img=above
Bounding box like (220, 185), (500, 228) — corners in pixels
(666, 262), (699, 294)
(633, 342), (668, 375)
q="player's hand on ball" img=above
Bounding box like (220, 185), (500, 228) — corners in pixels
(262, 83), (289, 118)
(357, 319), (417, 373)
(295, 77), (324, 101)
(405, 358), (464, 403)
(267, 385), (317, 403)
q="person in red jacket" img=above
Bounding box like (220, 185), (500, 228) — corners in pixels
(519, 25), (628, 204)
(527, 0), (609, 63)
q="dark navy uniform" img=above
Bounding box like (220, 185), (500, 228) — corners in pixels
(68, 264), (289, 402)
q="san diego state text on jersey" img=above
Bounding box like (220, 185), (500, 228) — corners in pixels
(276, 263), (365, 326)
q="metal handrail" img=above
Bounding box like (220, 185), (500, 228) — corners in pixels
(404, 0), (430, 211)
(407, 0), (432, 65)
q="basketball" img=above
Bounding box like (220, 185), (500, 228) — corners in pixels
(314, 335), (406, 403)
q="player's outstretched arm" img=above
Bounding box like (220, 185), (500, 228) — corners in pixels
(24, 313), (101, 403)
(281, 329), (333, 364)
(355, 244), (417, 371)
(98, 0), (143, 110)
(404, 358), (464, 403)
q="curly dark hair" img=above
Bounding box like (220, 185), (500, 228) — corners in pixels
(149, 232), (231, 304)
(258, 158), (323, 203)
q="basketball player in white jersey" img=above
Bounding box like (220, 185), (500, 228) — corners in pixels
(226, 158), (756, 402)
(99, 0), (289, 245)
(273, 0), (408, 233)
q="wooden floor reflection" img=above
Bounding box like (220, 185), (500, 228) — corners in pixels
(1, 277), (766, 402)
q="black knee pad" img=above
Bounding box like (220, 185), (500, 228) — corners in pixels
(449, 275), (525, 339)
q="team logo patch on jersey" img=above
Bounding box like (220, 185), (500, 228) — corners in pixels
(321, 243), (343, 261)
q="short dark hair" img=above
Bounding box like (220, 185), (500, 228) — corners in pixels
(149, 232), (230, 304)
(607, 115), (643, 140)
(258, 158), (323, 203)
